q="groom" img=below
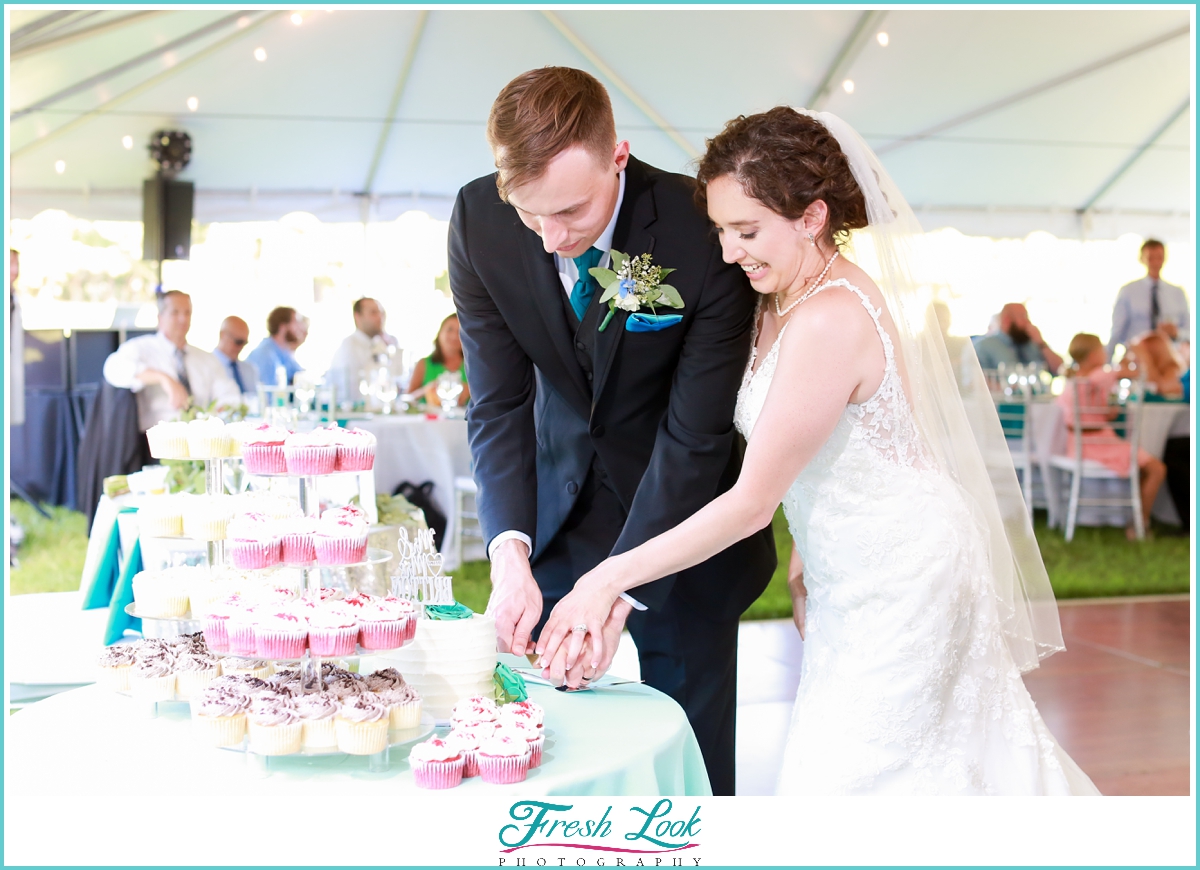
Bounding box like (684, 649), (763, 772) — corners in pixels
(448, 67), (775, 795)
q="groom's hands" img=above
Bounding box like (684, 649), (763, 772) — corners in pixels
(487, 539), (543, 656)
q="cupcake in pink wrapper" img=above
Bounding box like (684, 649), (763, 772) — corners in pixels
(499, 701), (544, 732)
(451, 696), (499, 729)
(314, 511), (369, 566)
(341, 591), (374, 610)
(240, 423), (290, 474)
(308, 602), (359, 657)
(334, 427), (377, 472)
(278, 517), (321, 565)
(226, 604), (259, 656)
(386, 597), (418, 641)
(323, 503), (368, 522)
(227, 512), (282, 569)
(284, 431), (337, 476)
(447, 724), (495, 778)
(254, 604), (309, 659)
(201, 595), (242, 653)
(502, 720), (545, 768)
(409, 737), (464, 789)
(357, 599), (405, 650)
(477, 733), (530, 784)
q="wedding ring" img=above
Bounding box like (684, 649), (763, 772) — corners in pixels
(572, 624), (587, 633)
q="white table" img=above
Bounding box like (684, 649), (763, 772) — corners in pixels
(1027, 399), (1189, 528)
(353, 414), (482, 568)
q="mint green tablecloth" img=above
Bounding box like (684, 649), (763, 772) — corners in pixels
(5, 659), (712, 797)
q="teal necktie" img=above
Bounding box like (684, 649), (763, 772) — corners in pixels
(570, 248), (605, 322)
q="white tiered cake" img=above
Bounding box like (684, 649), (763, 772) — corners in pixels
(381, 614), (498, 721)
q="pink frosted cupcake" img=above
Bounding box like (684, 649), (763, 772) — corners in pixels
(278, 517), (321, 565)
(502, 720), (545, 769)
(284, 430), (337, 476)
(477, 733), (530, 784)
(357, 598), (405, 650)
(334, 427), (377, 472)
(253, 604), (309, 659)
(314, 511), (369, 566)
(240, 423), (290, 474)
(447, 723), (495, 778)
(308, 602), (358, 656)
(409, 737), (464, 789)
(227, 512), (282, 569)
(226, 603), (259, 656)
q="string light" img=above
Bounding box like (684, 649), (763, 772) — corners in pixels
(122, 135), (133, 149)
(290, 12), (303, 25)
(54, 159), (65, 174)
(187, 96), (199, 111)
(254, 47), (267, 61)
(842, 79), (855, 94)
(876, 31), (889, 47)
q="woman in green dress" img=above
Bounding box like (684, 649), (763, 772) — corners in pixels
(408, 313), (470, 406)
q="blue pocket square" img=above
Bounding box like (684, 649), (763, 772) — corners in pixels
(625, 313), (683, 333)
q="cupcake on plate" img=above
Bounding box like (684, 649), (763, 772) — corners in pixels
(314, 511), (369, 567)
(477, 733), (531, 784)
(334, 694), (390, 755)
(447, 723), (495, 778)
(192, 689), (251, 747)
(146, 421), (190, 460)
(308, 602), (358, 657)
(181, 495), (235, 541)
(174, 652), (222, 700)
(131, 569), (190, 618)
(227, 512), (282, 570)
(294, 691), (341, 750)
(226, 602), (258, 656)
(236, 490), (303, 520)
(375, 683), (422, 730)
(357, 598), (406, 650)
(239, 423), (291, 474)
(137, 494), (184, 538)
(502, 720), (545, 769)
(97, 644), (137, 691)
(409, 737), (464, 789)
(278, 517), (321, 565)
(364, 667), (406, 693)
(247, 696), (302, 756)
(334, 427), (377, 472)
(129, 655), (177, 702)
(221, 657), (274, 680)
(253, 604), (309, 660)
(284, 430), (337, 476)
(499, 700), (545, 731)
(186, 416), (236, 459)
(265, 668), (302, 697)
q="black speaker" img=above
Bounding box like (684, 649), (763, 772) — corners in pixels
(142, 177), (194, 261)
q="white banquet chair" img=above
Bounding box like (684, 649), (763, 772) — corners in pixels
(452, 475), (483, 567)
(986, 367), (1042, 519)
(1050, 377), (1147, 541)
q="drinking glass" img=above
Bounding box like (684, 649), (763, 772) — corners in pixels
(436, 371), (464, 417)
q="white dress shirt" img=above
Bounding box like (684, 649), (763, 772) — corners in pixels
(1108, 275), (1191, 358)
(212, 347), (259, 396)
(325, 330), (404, 407)
(102, 332), (241, 432)
(487, 172), (644, 611)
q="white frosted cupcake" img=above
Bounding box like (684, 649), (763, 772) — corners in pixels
(314, 511), (369, 566)
(410, 737), (464, 789)
(308, 602), (358, 657)
(146, 421), (190, 459)
(477, 733), (530, 784)
(334, 694), (390, 755)
(137, 494), (185, 538)
(227, 512), (282, 570)
(131, 569), (190, 618)
(186, 416), (236, 459)
(284, 430), (337, 476)
(333, 427), (377, 472)
(236, 490), (303, 520)
(279, 517), (321, 565)
(447, 723), (495, 778)
(181, 495), (235, 541)
(253, 604), (309, 660)
(239, 423), (291, 474)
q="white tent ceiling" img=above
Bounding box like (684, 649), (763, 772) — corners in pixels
(7, 7), (1193, 239)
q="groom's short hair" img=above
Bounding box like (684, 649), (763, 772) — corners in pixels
(487, 67), (616, 202)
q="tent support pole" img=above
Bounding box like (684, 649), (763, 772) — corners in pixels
(805, 10), (887, 110)
(361, 10), (429, 199)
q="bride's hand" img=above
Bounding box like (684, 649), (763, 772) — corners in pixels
(788, 547), (807, 641)
(535, 561), (624, 674)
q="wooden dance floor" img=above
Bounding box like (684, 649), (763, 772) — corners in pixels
(1023, 596), (1192, 796)
(728, 596), (1193, 795)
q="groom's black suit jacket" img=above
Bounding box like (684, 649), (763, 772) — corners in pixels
(449, 156), (775, 619)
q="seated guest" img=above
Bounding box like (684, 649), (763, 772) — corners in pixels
(102, 290), (241, 434)
(1059, 332), (1166, 540)
(325, 297), (404, 405)
(246, 306), (305, 387)
(1127, 330), (1185, 398)
(1108, 238), (1191, 361)
(974, 303), (1064, 373)
(211, 316), (258, 397)
(407, 313), (470, 406)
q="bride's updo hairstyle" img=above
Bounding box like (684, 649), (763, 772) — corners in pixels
(695, 106), (868, 246)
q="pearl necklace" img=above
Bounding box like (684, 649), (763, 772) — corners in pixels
(774, 251), (840, 318)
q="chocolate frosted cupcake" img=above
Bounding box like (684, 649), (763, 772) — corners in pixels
(174, 652), (222, 700)
(97, 645), (137, 691)
(247, 696), (302, 756)
(375, 684), (422, 730)
(129, 651), (177, 702)
(334, 694), (390, 755)
(221, 658), (273, 680)
(192, 689), (251, 746)
(364, 667), (407, 693)
(294, 691), (341, 749)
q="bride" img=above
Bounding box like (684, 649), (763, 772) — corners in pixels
(535, 107), (1100, 796)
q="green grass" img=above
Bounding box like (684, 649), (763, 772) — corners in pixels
(8, 500), (1189, 617)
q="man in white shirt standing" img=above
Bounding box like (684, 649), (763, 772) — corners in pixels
(325, 297), (404, 407)
(1108, 238), (1191, 360)
(102, 290), (241, 432)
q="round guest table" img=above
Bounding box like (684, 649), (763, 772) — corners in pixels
(5, 658), (711, 798)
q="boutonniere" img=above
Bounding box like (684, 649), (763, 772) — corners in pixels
(589, 250), (684, 331)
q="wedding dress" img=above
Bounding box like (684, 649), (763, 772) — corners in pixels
(734, 280), (1101, 796)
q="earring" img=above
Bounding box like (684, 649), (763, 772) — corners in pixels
(807, 233), (816, 246)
